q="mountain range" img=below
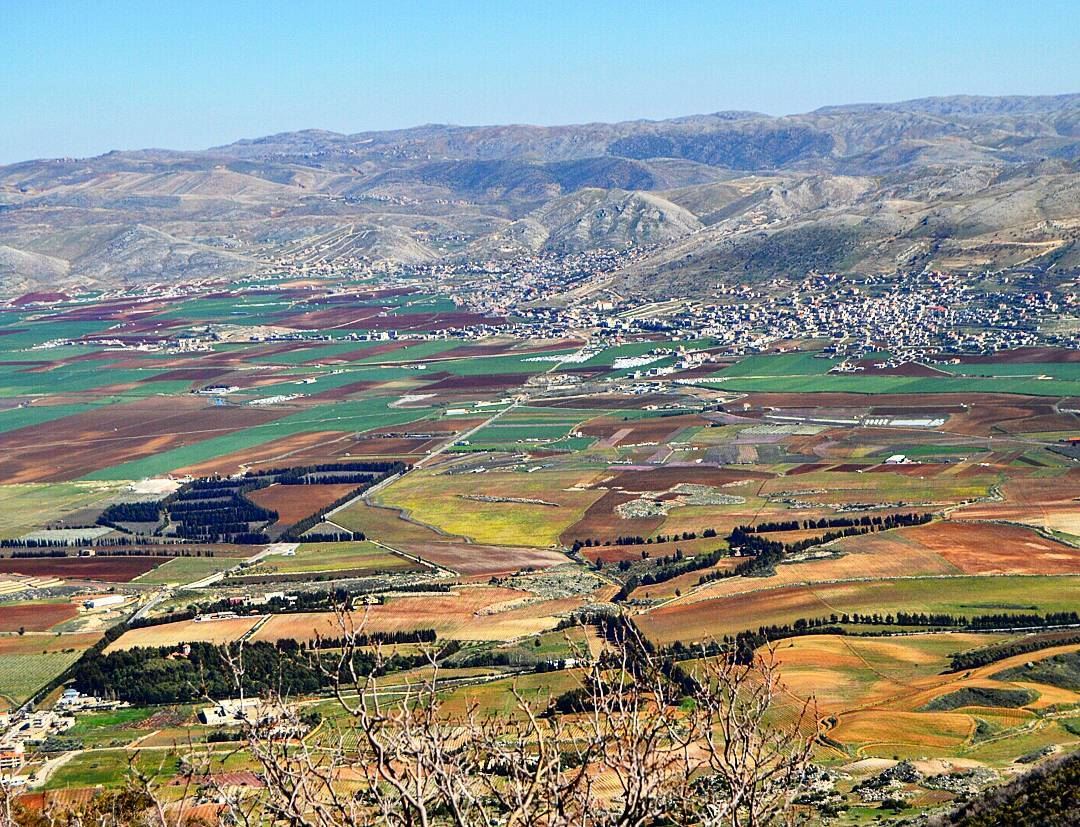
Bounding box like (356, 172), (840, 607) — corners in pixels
(1, 93), (1078, 298)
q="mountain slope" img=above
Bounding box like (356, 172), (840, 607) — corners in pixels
(1, 93), (1078, 296)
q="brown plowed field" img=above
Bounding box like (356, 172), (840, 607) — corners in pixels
(0, 556), (169, 582)
(953, 347), (1080, 364)
(137, 368), (229, 382)
(423, 373), (526, 391)
(0, 396), (287, 482)
(0, 632), (100, 655)
(246, 483), (360, 527)
(579, 413), (706, 442)
(250, 586), (527, 640)
(0, 602), (79, 632)
(841, 521), (1080, 576)
(561, 490), (665, 545)
(786, 463), (831, 475)
(275, 306), (387, 330)
(950, 470), (1080, 535)
(393, 541), (568, 576)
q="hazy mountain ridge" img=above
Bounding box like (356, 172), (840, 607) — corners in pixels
(1, 94), (1078, 296)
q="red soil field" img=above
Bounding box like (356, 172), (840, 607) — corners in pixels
(561, 490), (665, 545)
(866, 521), (1080, 576)
(423, 373), (526, 391)
(138, 368), (229, 382)
(12, 292), (71, 306)
(15, 788), (98, 813)
(394, 541), (569, 576)
(579, 414), (708, 443)
(0, 633), (101, 655)
(246, 483), (361, 526)
(786, 463), (831, 475)
(0, 602), (79, 632)
(271, 306), (387, 330)
(950, 347), (1080, 364)
(0, 556), (169, 582)
(0, 396), (287, 482)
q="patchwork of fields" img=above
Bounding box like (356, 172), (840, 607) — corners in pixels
(0, 284), (1078, 819)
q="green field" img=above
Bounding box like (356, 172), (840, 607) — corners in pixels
(699, 371), (1080, 396)
(83, 397), (434, 480)
(0, 482), (126, 539)
(0, 650), (86, 707)
(253, 541), (420, 575)
(62, 707), (159, 747)
(133, 555), (248, 586)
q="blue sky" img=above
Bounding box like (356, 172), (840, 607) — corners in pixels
(2, 0), (1077, 163)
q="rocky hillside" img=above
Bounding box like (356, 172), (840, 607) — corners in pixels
(1, 94), (1077, 296)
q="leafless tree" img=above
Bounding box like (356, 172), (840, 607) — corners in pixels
(1, 610), (815, 827)
(215, 610), (816, 827)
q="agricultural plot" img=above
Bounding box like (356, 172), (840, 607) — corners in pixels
(764, 635), (1080, 764)
(393, 541), (571, 576)
(245, 482), (361, 526)
(0, 556), (169, 582)
(250, 585), (544, 642)
(376, 467), (606, 547)
(133, 555), (248, 586)
(83, 397), (431, 481)
(105, 616), (263, 652)
(636, 575), (1080, 645)
(0, 482), (127, 539)
(0, 649), (89, 707)
(0, 600), (79, 632)
(248, 542), (420, 576)
(60, 707), (160, 748)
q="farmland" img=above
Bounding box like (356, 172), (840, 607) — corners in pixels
(636, 575), (1080, 645)
(0, 556), (169, 582)
(246, 542), (419, 576)
(0, 282), (1079, 821)
(0, 601), (79, 632)
(0, 650), (88, 707)
(132, 555), (248, 586)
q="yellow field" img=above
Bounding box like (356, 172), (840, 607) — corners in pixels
(376, 467), (606, 547)
(771, 635), (1080, 764)
(106, 617), (262, 652)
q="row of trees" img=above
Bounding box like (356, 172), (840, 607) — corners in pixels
(571, 528), (718, 551)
